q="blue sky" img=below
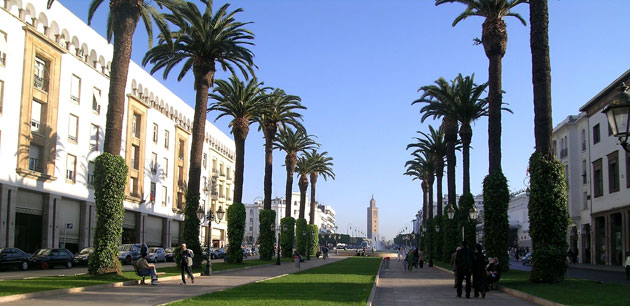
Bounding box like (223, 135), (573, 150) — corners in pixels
(57, 0), (630, 240)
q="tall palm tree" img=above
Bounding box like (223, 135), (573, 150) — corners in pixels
(451, 74), (490, 194)
(209, 77), (267, 203)
(294, 155), (312, 220)
(257, 89), (305, 211)
(414, 77), (458, 215)
(274, 128), (319, 218)
(404, 153), (429, 223)
(435, 0), (526, 174)
(303, 150), (335, 225)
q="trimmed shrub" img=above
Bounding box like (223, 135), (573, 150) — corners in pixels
(442, 215), (459, 262)
(295, 218), (307, 256)
(280, 217), (295, 257)
(483, 170), (510, 271)
(226, 202), (246, 263)
(308, 224), (319, 255)
(174, 245), (183, 268)
(528, 152), (569, 282)
(89, 153), (127, 275)
(183, 191), (202, 268)
(434, 217), (443, 260)
(458, 193), (477, 246)
(258, 209), (276, 260)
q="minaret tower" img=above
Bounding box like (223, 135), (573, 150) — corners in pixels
(367, 195), (378, 240)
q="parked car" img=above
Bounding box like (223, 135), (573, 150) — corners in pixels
(118, 243), (147, 265)
(147, 247), (166, 263)
(73, 247), (94, 265)
(165, 248), (175, 262)
(521, 252), (532, 266)
(209, 248), (225, 259)
(0, 248), (32, 271)
(32, 248), (74, 269)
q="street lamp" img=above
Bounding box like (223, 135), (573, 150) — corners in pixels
(603, 83), (630, 152)
(446, 204), (478, 241)
(276, 223), (286, 265)
(197, 205), (224, 276)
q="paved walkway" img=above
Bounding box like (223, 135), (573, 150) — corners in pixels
(372, 259), (536, 306)
(9, 257), (342, 306)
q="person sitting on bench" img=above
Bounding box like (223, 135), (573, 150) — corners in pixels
(136, 252), (158, 285)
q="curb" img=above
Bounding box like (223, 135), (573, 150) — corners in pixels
(365, 257), (383, 306)
(0, 272), (201, 304)
(432, 265), (565, 306)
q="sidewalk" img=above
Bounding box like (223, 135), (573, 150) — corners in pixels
(372, 259), (536, 306)
(7, 257), (342, 306)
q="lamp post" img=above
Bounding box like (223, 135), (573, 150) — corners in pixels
(276, 223), (286, 265)
(306, 226), (312, 260)
(602, 83), (630, 152)
(446, 204), (478, 241)
(197, 205), (225, 276)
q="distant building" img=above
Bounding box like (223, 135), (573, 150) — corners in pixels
(367, 196), (378, 240)
(508, 192), (531, 248)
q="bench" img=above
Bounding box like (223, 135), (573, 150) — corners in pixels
(133, 264), (165, 284)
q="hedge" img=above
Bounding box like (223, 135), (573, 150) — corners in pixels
(226, 202), (246, 263)
(89, 153), (127, 275)
(183, 191), (202, 268)
(295, 218), (307, 256)
(280, 217), (295, 257)
(483, 170), (510, 271)
(528, 152), (569, 282)
(434, 217), (443, 261)
(458, 193), (477, 246)
(308, 224), (319, 255)
(258, 209), (276, 260)
(442, 215), (459, 262)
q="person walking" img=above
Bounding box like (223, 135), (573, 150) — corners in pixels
(624, 252), (630, 281)
(473, 243), (487, 298)
(451, 246), (460, 288)
(323, 246), (329, 260)
(418, 249), (424, 268)
(397, 247), (402, 261)
(402, 249), (408, 270)
(179, 244), (194, 285)
(407, 249), (416, 271)
(294, 250), (302, 270)
(456, 241), (475, 298)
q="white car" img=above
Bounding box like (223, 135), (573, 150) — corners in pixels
(147, 247), (167, 263)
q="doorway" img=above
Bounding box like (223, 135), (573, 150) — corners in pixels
(14, 212), (42, 253)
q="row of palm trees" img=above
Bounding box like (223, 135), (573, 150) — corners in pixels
(405, 0), (565, 282)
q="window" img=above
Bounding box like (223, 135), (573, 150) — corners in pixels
(581, 129), (586, 151)
(178, 139), (185, 160)
(608, 123), (613, 136)
(92, 88), (101, 113)
(131, 145), (140, 170)
(202, 153), (207, 169)
(582, 160), (587, 185)
(68, 114), (78, 143)
(583, 192), (588, 210)
(0, 79), (4, 113)
(88, 161), (95, 186)
(132, 113), (142, 138)
(130, 177), (139, 197)
(178, 165), (184, 183)
(70, 75), (81, 103)
(33, 57), (48, 91)
(0, 31), (6, 67)
(28, 144), (42, 172)
(162, 186), (168, 206)
(565, 165), (569, 188)
(164, 130), (169, 149)
(627, 152), (630, 188)
(152, 123), (158, 143)
(150, 182), (156, 203)
(593, 124), (601, 144)
(163, 157), (168, 177)
(151, 152), (158, 174)
(552, 140), (557, 158)
(90, 124), (99, 150)
(608, 151), (619, 193)
(593, 158), (603, 198)
(31, 100), (43, 132)
(66, 154), (76, 182)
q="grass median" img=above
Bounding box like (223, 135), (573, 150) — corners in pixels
(0, 258), (286, 297)
(170, 257), (381, 306)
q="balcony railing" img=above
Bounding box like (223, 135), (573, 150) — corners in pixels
(33, 75), (47, 91)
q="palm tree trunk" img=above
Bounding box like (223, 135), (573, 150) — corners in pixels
(284, 154), (296, 218)
(298, 175), (308, 219)
(422, 181), (427, 224)
(443, 117), (457, 210)
(460, 124), (473, 195)
(263, 125), (277, 210)
(233, 119), (249, 204)
(436, 167), (444, 217)
(530, 0), (553, 156)
(103, 2), (141, 155)
(309, 173), (318, 225)
(428, 178), (434, 220)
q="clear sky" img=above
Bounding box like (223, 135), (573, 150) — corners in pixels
(57, 0), (630, 240)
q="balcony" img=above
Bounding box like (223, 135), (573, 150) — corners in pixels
(33, 75), (47, 92)
(211, 191), (218, 200)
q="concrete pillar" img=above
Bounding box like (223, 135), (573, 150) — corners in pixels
(162, 218), (170, 248)
(135, 212), (146, 244)
(0, 184), (17, 248)
(89, 203), (96, 247)
(78, 201), (90, 249)
(42, 193), (61, 248)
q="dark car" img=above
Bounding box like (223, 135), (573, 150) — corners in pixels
(165, 248), (175, 262)
(0, 248), (32, 271)
(32, 248), (74, 269)
(73, 247), (94, 265)
(211, 248), (225, 259)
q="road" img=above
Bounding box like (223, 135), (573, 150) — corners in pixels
(509, 259), (630, 286)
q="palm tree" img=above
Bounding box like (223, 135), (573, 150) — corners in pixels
(435, 0), (526, 174)
(257, 89), (305, 211)
(303, 150), (335, 225)
(404, 153), (429, 223)
(274, 128), (319, 218)
(294, 155), (312, 220)
(414, 77), (458, 216)
(209, 77), (267, 203)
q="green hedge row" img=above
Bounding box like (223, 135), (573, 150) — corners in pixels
(280, 217), (295, 257)
(442, 215), (459, 262)
(528, 152), (569, 282)
(183, 191), (202, 268)
(308, 224), (319, 255)
(226, 202), (246, 264)
(258, 209), (276, 260)
(458, 193), (477, 246)
(295, 218), (307, 256)
(483, 170), (510, 271)
(89, 153), (127, 275)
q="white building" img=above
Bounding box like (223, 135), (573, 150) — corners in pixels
(0, 0), (235, 253)
(508, 192), (531, 248)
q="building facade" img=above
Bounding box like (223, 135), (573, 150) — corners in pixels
(367, 196), (378, 240)
(508, 192), (531, 249)
(0, 0), (235, 253)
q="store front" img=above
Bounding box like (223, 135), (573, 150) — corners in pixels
(58, 198), (80, 253)
(122, 210), (137, 244)
(145, 215), (163, 247)
(592, 207), (629, 265)
(15, 190), (44, 253)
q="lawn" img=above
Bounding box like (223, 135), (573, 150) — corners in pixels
(0, 258), (284, 297)
(170, 257), (382, 306)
